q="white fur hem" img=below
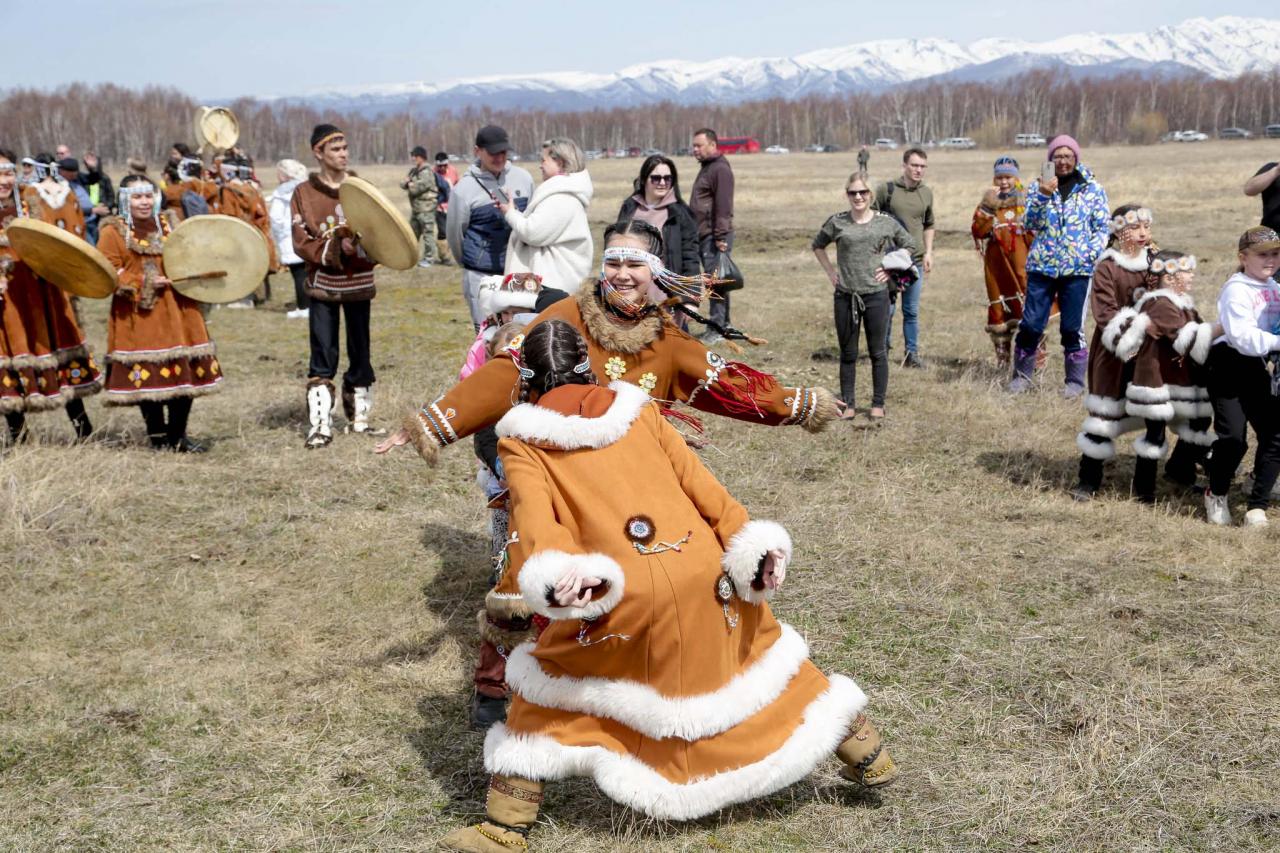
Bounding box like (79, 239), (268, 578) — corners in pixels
(1115, 313), (1151, 362)
(518, 550), (625, 620)
(1102, 307), (1137, 353)
(1077, 432), (1116, 460)
(1174, 422), (1215, 446)
(483, 674), (867, 820)
(721, 520), (792, 604)
(1085, 394), (1127, 417)
(1134, 435), (1170, 460)
(505, 623), (810, 741)
(1125, 400), (1175, 420)
(1127, 384), (1170, 404)
(496, 381), (650, 450)
(1081, 415), (1143, 439)
(1170, 400), (1214, 419)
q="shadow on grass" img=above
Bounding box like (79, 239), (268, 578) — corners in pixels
(978, 449), (1077, 493)
(257, 399), (306, 431)
(932, 355), (999, 384)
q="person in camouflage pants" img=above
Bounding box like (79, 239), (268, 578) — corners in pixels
(403, 146), (439, 266)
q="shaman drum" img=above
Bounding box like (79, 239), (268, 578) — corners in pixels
(5, 218), (116, 298)
(337, 176), (419, 271)
(163, 214), (269, 304)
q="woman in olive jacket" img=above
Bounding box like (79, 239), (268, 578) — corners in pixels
(618, 155), (701, 327)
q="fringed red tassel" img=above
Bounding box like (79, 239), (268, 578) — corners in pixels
(701, 362), (778, 418)
(660, 406), (705, 434)
(532, 614), (550, 636)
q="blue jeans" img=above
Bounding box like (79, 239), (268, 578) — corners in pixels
(885, 267), (922, 354)
(1015, 271), (1090, 352)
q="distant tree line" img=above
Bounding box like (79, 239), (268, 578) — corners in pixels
(2, 70), (1277, 166)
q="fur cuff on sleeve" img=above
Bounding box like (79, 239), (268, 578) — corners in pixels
(402, 409), (442, 465)
(801, 387), (839, 433)
(1101, 307), (1138, 353)
(722, 520), (792, 604)
(1187, 322), (1214, 364)
(518, 551), (625, 620)
(1114, 313), (1151, 362)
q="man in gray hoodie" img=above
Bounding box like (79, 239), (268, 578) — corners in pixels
(446, 125), (534, 327)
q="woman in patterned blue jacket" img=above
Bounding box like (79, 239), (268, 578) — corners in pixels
(1008, 135), (1110, 397)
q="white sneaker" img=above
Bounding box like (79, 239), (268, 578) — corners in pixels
(1244, 508), (1268, 528)
(286, 308), (310, 320)
(227, 297), (255, 309)
(1204, 492), (1232, 526)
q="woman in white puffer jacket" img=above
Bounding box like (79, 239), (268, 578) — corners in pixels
(497, 138), (593, 293)
(268, 159), (310, 319)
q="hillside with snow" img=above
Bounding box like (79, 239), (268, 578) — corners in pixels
(262, 16), (1280, 116)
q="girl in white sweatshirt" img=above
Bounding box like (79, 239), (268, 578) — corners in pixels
(1204, 226), (1280, 526)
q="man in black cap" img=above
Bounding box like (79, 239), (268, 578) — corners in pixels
(444, 124), (533, 327)
(401, 145), (440, 268)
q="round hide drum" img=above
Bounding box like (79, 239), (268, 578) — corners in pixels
(194, 106), (239, 151)
(4, 218), (116, 298)
(163, 214), (268, 303)
(337, 176), (418, 271)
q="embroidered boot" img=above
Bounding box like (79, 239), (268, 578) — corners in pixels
(305, 380), (334, 449)
(1063, 348), (1089, 399)
(835, 713), (898, 787)
(1006, 346), (1038, 394)
(351, 386), (379, 433)
(439, 775), (543, 852)
(992, 334), (1011, 369)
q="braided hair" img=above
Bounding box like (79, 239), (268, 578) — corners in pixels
(517, 319), (597, 402)
(603, 218), (664, 255)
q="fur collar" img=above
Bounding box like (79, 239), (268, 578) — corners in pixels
(33, 180), (71, 212)
(576, 288), (663, 355)
(1135, 287), (1194, 312)
(496, 381), (650, 449)
(1099, 247), (1151, 272)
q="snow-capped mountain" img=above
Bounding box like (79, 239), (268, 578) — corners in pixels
(264, 16), (1280, 116)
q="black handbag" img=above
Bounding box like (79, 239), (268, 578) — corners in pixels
(712, 251), (745, 292)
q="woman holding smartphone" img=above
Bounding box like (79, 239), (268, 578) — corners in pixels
(812, 171), (915, 422)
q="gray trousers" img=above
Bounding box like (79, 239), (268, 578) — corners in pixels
(699, 233), (734, 327)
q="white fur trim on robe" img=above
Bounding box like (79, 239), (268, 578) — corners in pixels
(1114, 313), (1152, 362)
(1080, 415), (1143, 439)
(1172, 321), (1214, 365)
(721, 520), (792, 604)
(518, 550), (625, 620)
(506, 623), (811, 741)
(1077, 432), (1116, 460)
(1174, 421), (1215, 446)
(1085, 394), (1127, 417)
(496, 381), (650, 450)
(1134, 435), (1170, 460)
(1102, 307), (1138, 353)
(484, 674), (867, 821)
(1126, 384), (1175, 421)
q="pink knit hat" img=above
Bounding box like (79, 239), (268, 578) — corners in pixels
(1046, 134), (1081, 163)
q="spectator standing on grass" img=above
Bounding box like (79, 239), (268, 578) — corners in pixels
(56, 157), (97, 243)
(268, 158), (311, 320)
(433, 152), (458, 265)
(1244, 161), (1280, 241)
(874, 147), (934, 368)
(497, 137), (593, 294)
(445, 125), (533, 328)
(857, 144), (870, 173)
(690, 127), (734, 344)
(618, 154), (701, 328)
(812, 170), (916, 424)
(971, 156), (1033, 368)
(81, 151), (115, 221)
(402, 146), (440, 268)
(1009, 134), (1108, 398)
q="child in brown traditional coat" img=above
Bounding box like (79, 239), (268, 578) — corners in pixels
(97, 174), (222, 451)
(1071, 205), (1155, 501)
(971, 156), (1033, 366)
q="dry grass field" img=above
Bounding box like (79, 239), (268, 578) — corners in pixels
(4, 141), (1280, 851)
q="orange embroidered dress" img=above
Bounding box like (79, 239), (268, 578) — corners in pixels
(484, 381), (867, 819)
(0, 197), (102, 412)
(96, 213), (223, 404)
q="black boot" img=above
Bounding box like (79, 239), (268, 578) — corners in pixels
(469, 693), (508, 731)
(140, 401), (168, 449)
(1133, 458), (1158, 504)
(5, 411), (26, 443)
(66, 398), (93, 441)
(1071, 444), (1106, 502)
(166, 398), (204, 453)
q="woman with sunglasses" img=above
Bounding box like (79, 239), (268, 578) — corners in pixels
(812, 171), (915, 422)
(618, 155), (701, 328)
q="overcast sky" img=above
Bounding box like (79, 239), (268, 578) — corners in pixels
(7, 1), (1267, 98)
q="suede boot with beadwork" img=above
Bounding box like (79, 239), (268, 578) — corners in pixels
(439, 775), (543, 852)
(305, 380), (335, 449)
(835, 713), (898, 787)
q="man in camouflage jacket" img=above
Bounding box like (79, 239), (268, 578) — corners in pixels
(403, 146), (439, 266)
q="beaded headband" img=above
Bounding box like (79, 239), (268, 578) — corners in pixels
(600, 245), (707, 302)
(1110, 208), (1153, 234)
(0, 162), (14, 173)
(313, 131), (344, 150)
(1150, 255), (1196, 274)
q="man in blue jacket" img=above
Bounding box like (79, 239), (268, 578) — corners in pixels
(1010, 134), (1109, 397)
(445, 125), (533, 328)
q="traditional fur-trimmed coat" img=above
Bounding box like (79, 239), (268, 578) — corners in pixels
(0, 201), (102, 412)
(97, 213), (223, 405)
(1110, 287), (1214, 454)
(1076, 248), (1151, 459)
(483, 381), (866, 820)
(407, 288), (837, 462)
(971, 188), (1032, 335)
(21, 181), (86, 239)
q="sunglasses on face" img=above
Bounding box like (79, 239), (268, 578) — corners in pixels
(648, 173), (673, 184)
(847, 189), (871, 198)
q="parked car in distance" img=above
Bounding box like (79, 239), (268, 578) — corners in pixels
(764, 145), (790, 155)
(939, 137), (977, 149)
(1265, 124), (1280, 139)
(822, 144), (842, 153)
(803, 144), (825, 153)
(874, 138), (898, 150)
(641, 148), (663, 157)
(1015, 133), (1047, 147)
(585, 149), (603, 160)
(1219, 127), (1252, 139)
(1163, 130), (1209, 143)
(674, 146), (692, 156)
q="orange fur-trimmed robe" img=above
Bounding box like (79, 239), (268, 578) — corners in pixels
(0, 199), (102, 412)
(96, 213), (223, 404)
(484, 381), (866, 819)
